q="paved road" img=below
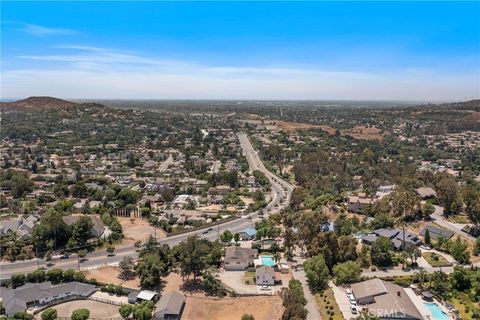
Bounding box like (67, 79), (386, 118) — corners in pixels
(0, 132), (294, 280)
(292, 250), (322, 320)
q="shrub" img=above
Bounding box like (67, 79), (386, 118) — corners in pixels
(71, 308), (90, 320)
(41, 308), (58, 320)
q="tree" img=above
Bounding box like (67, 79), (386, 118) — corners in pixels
(290, 187), (305, 210)
(119, 304), (133, 319)
(135, 253), (166, 287)
(220, 230), (233, 243)
(337, 235), (358, 262)
(358, 245), (371, 268)
(303, 255), (329, 292)
(462, 185), (480, 228)
(436, 174), (460, 215)
(10, 273), (26, 288)
(47, 268), (64, 284)
(132, 301), (154, 320)
(13, 311), (33, 320)
(202, 270), (225, 297)
(234, 232), (240, 243)
(78, 249), (87, 261)
(119, 256), (135, 280)
(449, 237), (470, 264)
(333, 261), (361, 285)
(71, 216), (93, 246)
(71, 308), (90, 320)
(280, 285), (308, 320)
(371, 236), (393, 267)
(177, 236), (210, 281)
(473, 237), (480, 256)
(41, 308), (58, 320)
(242, 315), (255, 320)
(307, 231), (338, 271)
(424, 229), (431, 245)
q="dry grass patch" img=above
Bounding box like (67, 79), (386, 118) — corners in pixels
(316, 288), (343, 320)
(43, 300), (120, 319)
(83, 266), (141, 290)
(182, 295), (283, 320)
(118, 217), (166, 244)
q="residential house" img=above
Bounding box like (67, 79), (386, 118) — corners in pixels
(351, 278), (423, 320)
(347, 193), (375, 213)
(154, 291), (185, 320)
(361, 228), (421, 251)
(62, 215), (108, 238)
(239, 227), (257, 240)
(255, 266), (275, 286)
(415, 187), (437, 200)
(224, 247), (258, 271)
(0, 281), (96, 316)
(420, 225), (454, 240)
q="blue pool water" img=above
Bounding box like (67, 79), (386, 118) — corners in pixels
(261, 256), (275, 267)
(424, 302), (449, 320)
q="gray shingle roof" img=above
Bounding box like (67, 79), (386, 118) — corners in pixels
(154, 291), (185, 315)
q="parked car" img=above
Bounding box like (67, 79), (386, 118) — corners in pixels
(260, 285), (271, 291)
(346, 289), (352, 295)
(350, 305), (358, 314)
(420, 245), (431, 250)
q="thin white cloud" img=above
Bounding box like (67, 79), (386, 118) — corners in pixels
(4, 45), (480, 101)
(15, 22), (76, 36)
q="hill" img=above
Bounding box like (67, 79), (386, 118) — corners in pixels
(1, 96), (79, 111)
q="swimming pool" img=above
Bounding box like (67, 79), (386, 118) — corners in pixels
(261, 256), (275, 267)
(424, 302), (449, 320)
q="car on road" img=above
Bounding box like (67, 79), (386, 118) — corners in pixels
(60, 253), (69, 259)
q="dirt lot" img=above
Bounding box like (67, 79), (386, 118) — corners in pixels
(83, 266), (141, 290)
(42, 300), (120, 319)
(341, 125), (384, 140)
(119, 217), (166, 244)
(182, 296), (283, 320)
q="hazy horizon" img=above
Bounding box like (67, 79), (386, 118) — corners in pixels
(2, 2), (479, 100)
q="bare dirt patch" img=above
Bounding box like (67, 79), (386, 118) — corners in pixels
(341, 125), (384, 140)
(83, 266), (141, 290)
(43, 300), (120, 319)
(119, 217), (166, 245)
(182, 295), (283, 320)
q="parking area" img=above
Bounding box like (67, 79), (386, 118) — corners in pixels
(218, 270), (288, 295)
(330, 282), (356, 319)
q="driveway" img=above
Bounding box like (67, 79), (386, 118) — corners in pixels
(218, 270), (284, 295)
(292, 250), (322, 320)
(329, 282), (355, 320)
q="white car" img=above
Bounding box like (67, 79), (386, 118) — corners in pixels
(260, 285), (271, 291)
(346, 289), (352, 295)
(420, 245), (432, 250)
(350, 305), (358, 314)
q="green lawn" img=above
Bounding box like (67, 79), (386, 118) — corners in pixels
(422, 252), (452, 267)
(315, 289), (343, 320)
(244, 271), (255, 285)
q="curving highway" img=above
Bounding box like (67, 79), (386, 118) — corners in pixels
(0, 132), (294, 280)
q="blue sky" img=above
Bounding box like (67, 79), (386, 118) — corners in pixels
(2, 1), (479, 100)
